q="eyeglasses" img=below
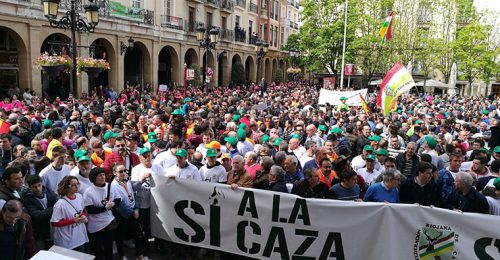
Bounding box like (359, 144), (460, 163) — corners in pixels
(115, 170), (128, 174)
(116, 144), (126, 148)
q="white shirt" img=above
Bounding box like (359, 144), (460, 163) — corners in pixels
(199, 163), (227, 183)
(130, 163), (164, 209)
(70, 167), (92, 195)
(39, 164), (71, 194)
(51, 194), (89, 249)
(486, 196), (500, 216)
(299, 154), (315, 168)
(111, 179), (135, 211)
(351, 155), (366, 172)
(290, 146), (306, 161)
(165, 163), (202, 181)
(153, 149), (177, 170)
(422, 149), (439, 167)
(83, 183), (116, 233)
(357, 167), (381, 186)
(237, 140), (254, 157)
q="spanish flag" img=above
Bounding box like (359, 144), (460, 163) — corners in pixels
(0, 119), (11, 134)
(379, 11), (394, 44)
(359, 93), (370, 114)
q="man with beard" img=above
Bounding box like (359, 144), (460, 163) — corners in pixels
(69, 156), (93, 194)
(199, 148), (227, 183)
(395, 142), (419, 177)
(354, 124), (371, 156)
(102, 137), (140, 181)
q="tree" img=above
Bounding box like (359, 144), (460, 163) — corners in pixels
(274, 68), (284, 84)
(231, 63), (245, 86)
(187, 64), (202, 88)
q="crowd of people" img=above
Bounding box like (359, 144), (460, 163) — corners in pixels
(0, 79), (500, 260)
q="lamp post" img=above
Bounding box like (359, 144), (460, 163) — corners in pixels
(289, 48), (299, 82)
(42, 0), (100, 98)
(255, 39), (269, 83)
(196, 25), (219, 93)
(120, 37), (135, 55)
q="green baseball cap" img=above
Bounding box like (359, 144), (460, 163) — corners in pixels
(340, 96), (347, 101)
(424, 136), (437, 149)
(238, 109), (245, 115)
(318, 125), (327, 132)
(73, 149), (88, 160)
(78, 155), (91, 163)
(366, 154), (377, 161)
(233, 114), (241, 122)
(224, 136), (238, 146)
(273, 138), (283, 146)
(103, 130), (118, 141)
(330, 126), (342, 134)
(139, 147), (151, 156)
(376, 149), (389, 156)
(237, 129), (246, 141)
(172, 109), (183, 115)
(262, 135), (270, 143)
(482, 109), (489, 115)
(147, 132), (157, 143)
(291, 133), (301, 139)
(494, 146), (500, 153)
(368, 135), (381, 142)
(238, 123), (247, 129)
(363, 145), (374, 151)
(43, 119), (53, 128)
(206, 148), (217, 158)
(493, 177), (500, 190)
(183, 97), (192, 103)
(175, 148), (188, 157)
(415, 119), (423, 124)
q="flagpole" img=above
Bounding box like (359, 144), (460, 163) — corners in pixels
(340, 0), (348, 89)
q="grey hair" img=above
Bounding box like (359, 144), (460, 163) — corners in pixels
(303, 168), (317, 180)
(279, 141), (288, 152)
(246, 151), (258, 162)
(304, 140), (316, 150)
(382, 168), (401, 182)
(285, 155), (298, 166)
(260, 156), (275, 171)
(269, 166), (285, 181)
(233, 155), (244, 163)
(456, 172), (474, 188)
(274, 151), (287, 165)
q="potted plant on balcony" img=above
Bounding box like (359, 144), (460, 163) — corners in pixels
(33, 52), (72, 77)
(77, 57), (110, 78)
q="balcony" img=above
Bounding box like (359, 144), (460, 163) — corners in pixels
(249, 3), (258, 13)
(261, 6), (268, 18)
(235, 0), (246, 9)
(234, 27), (247, 43)
(289, 21), (294, 28)
(294, 22), (299, 29)
(220, 29), (234, 42)
(205, 0), (219, 8)
(220, 0), (234, 13)
(184, 20), (205, 33)
(161, 15), (184, 30)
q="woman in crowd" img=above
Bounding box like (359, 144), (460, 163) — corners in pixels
(84, 167), (119, 260)
(50, 176), (88, 252)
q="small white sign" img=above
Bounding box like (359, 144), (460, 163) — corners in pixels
(158, 84), (168, 92)
(186, 69), (195, 80)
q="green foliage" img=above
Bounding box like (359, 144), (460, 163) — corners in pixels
(231, 63), (245, 86)
(187, 64), (202, 88)
(275, 68), (284, 84)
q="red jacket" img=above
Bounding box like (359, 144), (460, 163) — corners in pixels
(102, 151), (140, 181)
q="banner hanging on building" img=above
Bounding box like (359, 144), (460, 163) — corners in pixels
(318, 88), (368, 106)
(151, 177), (500, 260)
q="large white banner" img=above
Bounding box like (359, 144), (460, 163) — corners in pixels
(318, 88), (368, 106)
(151, 176), (500, 260)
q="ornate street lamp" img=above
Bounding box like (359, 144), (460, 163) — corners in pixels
(42, 0), (100, 97)
(255, 39), (269, 83)
(196, 25), (219, 93)
(120, 37), (135, 55)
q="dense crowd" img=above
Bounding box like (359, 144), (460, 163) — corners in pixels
(0, 80), (500, 260)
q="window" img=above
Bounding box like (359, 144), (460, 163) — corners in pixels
(163, 0), (172, 15)
(207, 12), (213, 28)
(188, 7), (195, 32)
(281, 26), (284, 47)
(236, 15), (240, 27)
(131, 0), (143, 8)
(221, 17), (227, 30)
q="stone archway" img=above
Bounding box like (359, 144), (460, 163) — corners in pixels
(202, 51), (216, 87)
(0, 27), (29, 100)
(264, 58), (272, 83)
(123, 40), (151, 89)
(218, 51), (229, 87)
(279, 59), (286, 82)
(230, 54), (243, 85)
(40, 33), (72, 98)
(245, 56), (256, 83)
(272, 59), (278, 83)
(158, 45), (180, 87)
(89, 38), (115, 95)
(184, 48), (198, 68)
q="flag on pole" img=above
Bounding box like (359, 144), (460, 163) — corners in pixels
(0, 119), (11, 134)
(379, 11), (394, 44)
(359, 93), (370, 114)
(376, 62), (415, 117)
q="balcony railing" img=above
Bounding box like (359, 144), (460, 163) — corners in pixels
(289, 21), (294, 28)
(235, 0), (246, 8)
(184, 20), (205, 33)
(205, 0), (219, 7)
(220, 0), (234, 12)
(261, 7), (268, 17)
(108, 0), (154, 25)
(220, 29), (234, 41)
(161, 15), (184, 30)
(294, 22), (299, 29)
(249, 3), (258, 13)
(234, 27), (247, 43)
